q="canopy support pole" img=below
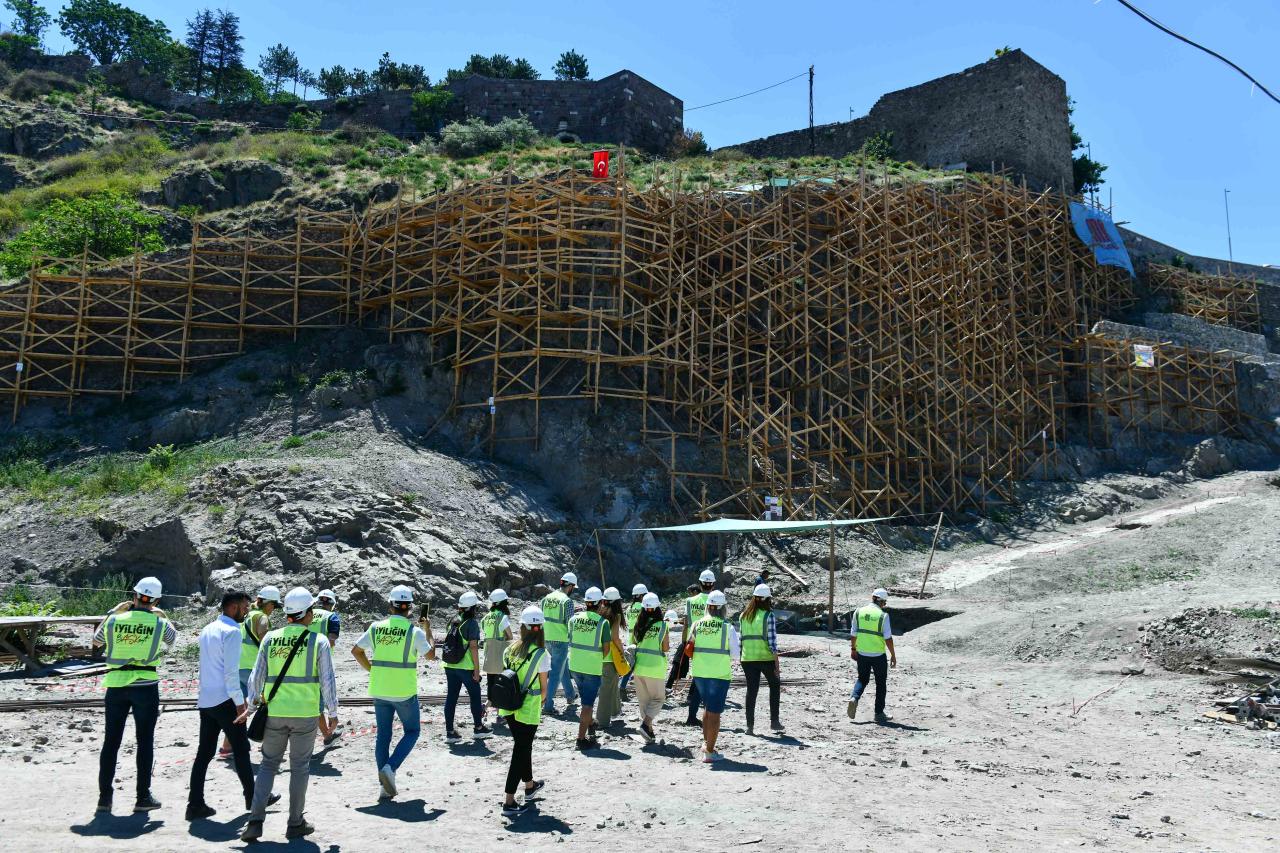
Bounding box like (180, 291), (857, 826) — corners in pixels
(827, 522), (836, 633)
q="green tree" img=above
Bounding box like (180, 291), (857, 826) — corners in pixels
(374, 51), (427, 90)
(317, 65), (347, 98)
(411, 85), (453, 133)
(57, 0), (132, 64)
(297, 68), (316, 99)
(258, 42), (297, 97)
(1068, 97), (1107, 195)
(0, 191), (163, 277)
(993, 45), (1013, 58)
(445, 53), (539, 83)
(183, 8), (214, 95)
(208, 8), (243, 101)
(553, 48), (588, 81)
(348, 67), (372, 94)
(6, 0), (51, 44)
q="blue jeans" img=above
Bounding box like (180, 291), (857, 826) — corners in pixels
(543, 641), (576, 710)
(444, 667), (483, 732)
(374, 697), (421, 771)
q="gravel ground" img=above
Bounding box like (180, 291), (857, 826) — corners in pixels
(1, 469), (1277, 850)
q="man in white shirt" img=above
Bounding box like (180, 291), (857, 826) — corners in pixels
(351, 585), (434, 799)
(187, 591), (278, 820)
(848, 588), (897, 723)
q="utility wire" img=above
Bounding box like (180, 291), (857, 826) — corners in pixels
(1112, 0), (1280, 106)
(685, 70), (809, 112)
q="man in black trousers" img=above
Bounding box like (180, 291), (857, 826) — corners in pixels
(187, 590), (278, 819)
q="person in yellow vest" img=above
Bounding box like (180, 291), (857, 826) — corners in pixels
(443, 591), (491, 742)
(678, 569), (717, 727)
(481, 588), (513, 726)
(618, 583), (647, 695)
(689, 589), (740, 763)
(499, 605), (551, 817)
(222, 585), (280, 758)
(310, 588), (342, 745)
(739, 583), (784, 736)
(596, 587), (627, 729)
(848, 588), (896, 724)
(238, 587), (339, 842)
(539, 572), (578, 714)
(92, 576), (176, 815)
(631, 592), (670, 743)
(351, 585), (434, 800)
(567, 586), (607, 750)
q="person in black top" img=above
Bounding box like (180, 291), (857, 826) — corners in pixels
(443, 591), (491, 742)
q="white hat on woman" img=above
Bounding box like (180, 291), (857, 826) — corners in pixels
(520, 605), (545, 626)
(489, 589), (509, 604)
(642, 592), (660, 609)
(753, 583), (772, 598)
(458, 591), (480, 608)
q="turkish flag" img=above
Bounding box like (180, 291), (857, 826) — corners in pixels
(592, 150), (609, 179)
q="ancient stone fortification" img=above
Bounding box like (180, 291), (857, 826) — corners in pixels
(734, 50), (1073, 192)
(447, 70), (682, 154)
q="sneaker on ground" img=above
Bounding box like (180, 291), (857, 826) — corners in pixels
(874, 711), (893, 723)
(770, 721), (786, 732)
(523, 780), (545, 797)
(640, 722), (655, 743)
(133, 794), (162, 812)
(246, 792), (281, 811)
(847, 699), (858, 720)
(473, 724), (493, 739)
(185, 803), (217, 820)
(684, 717), (702, 727)
(746, 724), (755, 736)
(240, 820), (263, 842)
(285, 819), (315, 839)
(702, 751), (723, 763)
(445, 730), (463, 743)
(379, 764), (397, 798)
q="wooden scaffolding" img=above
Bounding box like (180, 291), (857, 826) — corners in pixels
(1146, 263), (1263, 333)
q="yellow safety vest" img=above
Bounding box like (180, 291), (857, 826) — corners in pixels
(308, 608), (333, 636)
(632, 619), (668, 679)
(102, 609), (166, 688)
(367, 615), (417, 700)
(690, 616), (732, 681)
(540, 591), (571, 643)
(626, 601), (644, 643)
(567, 611), (607, 675)
(499, 645), (546, 727)
(739, 609), (775, 662)
(684, 593), (709, 635)
(854, 605), (887, 655)
(263, 625), (321, 718)
(238, 608), (267, 677)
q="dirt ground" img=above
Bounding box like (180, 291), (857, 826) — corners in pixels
(1, 471), (1278, 851)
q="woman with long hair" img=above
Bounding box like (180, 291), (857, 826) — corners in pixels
(442, 592), (491, 742)
(739, 583), (783, 735)
(499, 606), (550, 817)
(630, 592), (669, 742)
(595, 587), (626, 730)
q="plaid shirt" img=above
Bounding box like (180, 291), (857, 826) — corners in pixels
(764, 611), (778, 654)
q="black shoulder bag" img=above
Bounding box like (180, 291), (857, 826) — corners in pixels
(248, 631), (310, 742)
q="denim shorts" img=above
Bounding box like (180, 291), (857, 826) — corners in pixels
(571, 672), (602, 706)
(693, 676), (730, 714)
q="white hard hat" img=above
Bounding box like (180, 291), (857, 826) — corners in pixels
(133, 577), (162, 599)
(283, 587), (314, 615)
(583, 586), (603, 603)
(488, 589), (509, 604)
(560, 572), (578, 586)
(632, 583), (648, 597)
(389, 584), (414, 604)
(698, 569), (716, 583)
(753, 583), (772, 598)
(664, 609), (679, 623)
(317, 588), (336, 603)
(603, 586), (621, 601)
(872, 587), (889, 602)
(707, 590), (727, 606)
(458, 591), (480, 608)
(520, 605), (545, 626)
(257, 585), (281, 603)
(642, 592), (660, 609)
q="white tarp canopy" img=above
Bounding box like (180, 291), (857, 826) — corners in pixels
(634, 517), (894, 534)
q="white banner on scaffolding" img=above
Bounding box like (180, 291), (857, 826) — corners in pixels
(1133, 344), (1156, 369)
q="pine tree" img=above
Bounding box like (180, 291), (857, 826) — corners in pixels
(258, 43), (297, 97)
(317, 65), (348, 98)
(5, 0), (52, 44)
(553, 49), (588, 81)
(184, 8), (213, 96)
(209, 9), (243, 101)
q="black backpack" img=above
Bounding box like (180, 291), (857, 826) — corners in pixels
(491, 648), (543, 712)
(441, 618), (468, 665)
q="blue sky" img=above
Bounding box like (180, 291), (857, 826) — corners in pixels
(42, 0), (1280, 266)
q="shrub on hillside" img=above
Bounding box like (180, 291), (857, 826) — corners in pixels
(712, 147), (746, 163)
(669, 128), (709, 159)
(286, 108), (322, 131)
(0, 191), (163, 277)
(440, 116), (537, 158)
(7, 68), (80, 101)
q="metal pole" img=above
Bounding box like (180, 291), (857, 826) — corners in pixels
(808, 65), (815, 156)
(827, 522), (835, 633)
(1223, 189), (1234, 266)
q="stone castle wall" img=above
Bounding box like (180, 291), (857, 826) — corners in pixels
(733, 50), (1073, 192)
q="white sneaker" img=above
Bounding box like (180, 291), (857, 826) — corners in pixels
(702, 750), (723, 763)
(379, 764), (397, 798)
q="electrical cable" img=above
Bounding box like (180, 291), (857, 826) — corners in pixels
(685, 70), (809, 112)
(1111, 0), (1280, 106)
